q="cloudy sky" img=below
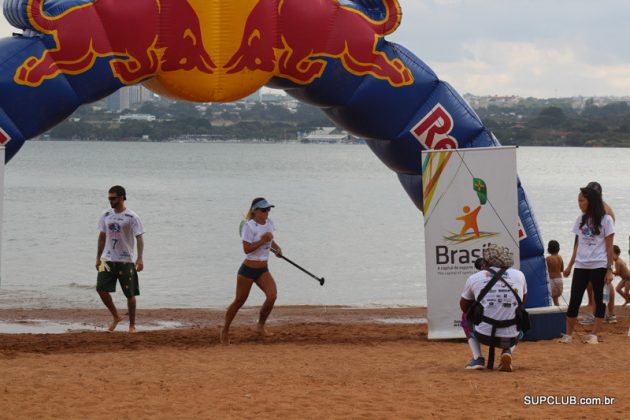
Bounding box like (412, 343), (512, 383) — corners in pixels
(0, 0), (628, 98)
(391, 0), (630, 97)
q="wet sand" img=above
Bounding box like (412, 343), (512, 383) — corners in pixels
(0, 306), (628, 418)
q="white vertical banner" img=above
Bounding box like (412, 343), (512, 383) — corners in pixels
(422, 147), (519, 339)
(0, 146), (4, 287)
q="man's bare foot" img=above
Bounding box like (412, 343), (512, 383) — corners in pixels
(128, 324), (136, 333)
(220, 329), (230, 345)
(108, 315), (124, 332)
(256, 324), (273, 337)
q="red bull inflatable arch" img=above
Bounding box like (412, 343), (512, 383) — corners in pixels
(0, 0), (550, 306)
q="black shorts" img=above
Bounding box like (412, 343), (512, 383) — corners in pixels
(474, 332), (520, 350)
(96, 261), (139, 298)
(238, 264), (269, 281)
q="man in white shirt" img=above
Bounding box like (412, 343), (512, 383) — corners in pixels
(96, 185), (145, 333)
(460, 243), (527, 372)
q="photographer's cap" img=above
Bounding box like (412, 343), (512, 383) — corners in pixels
(483, 243), (514, 268)
(251, 199), (275, 211)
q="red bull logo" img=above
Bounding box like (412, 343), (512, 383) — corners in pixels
(225, 0), (414, 87)
(13, 0), (413, 101)
(411, 104), (459, 150)
(0, 127), (11, 145)
(517, 218), (527, 240)
(14, 0), (216, 87)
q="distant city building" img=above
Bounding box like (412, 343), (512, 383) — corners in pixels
(300, 127), (357, 143)
(243, 90), (262, 102)
(118, 114), (156, 122)
(106, 85), (155, 111)
(129, 85), (154, 106)
(261, 92), (289, 103)
(464, 94), (520, 109)
(106, 88), (129, 111)
(284, 100), (299, 113)
(463, 93), (630, 111)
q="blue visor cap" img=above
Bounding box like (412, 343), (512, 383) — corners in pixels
(252, 199), (275, 211)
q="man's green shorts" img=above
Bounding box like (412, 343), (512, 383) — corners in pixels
(96, 261), (140, 298)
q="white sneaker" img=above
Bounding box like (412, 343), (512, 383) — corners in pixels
(583, 334), (599, 345)
(578, 314), (595, 325)
(558, 334), (573, 343)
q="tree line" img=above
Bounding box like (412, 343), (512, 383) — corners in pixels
(46, 95), (630, 147)
(47, 100), (331, 141)
(478, 98), (630, 147)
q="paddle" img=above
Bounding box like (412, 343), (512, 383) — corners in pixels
(239, 217), (325, 286)
(271, 248), (325, 286)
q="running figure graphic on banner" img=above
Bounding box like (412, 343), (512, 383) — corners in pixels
(457, 205), (482, 237)
(445, 177), (498, 244)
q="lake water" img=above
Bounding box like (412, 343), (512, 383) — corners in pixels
(0, 142), (628, 309)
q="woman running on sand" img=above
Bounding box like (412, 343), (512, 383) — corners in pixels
(221, 197), (282, 344)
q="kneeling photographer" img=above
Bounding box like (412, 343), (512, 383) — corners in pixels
(460, 243), (528, 372)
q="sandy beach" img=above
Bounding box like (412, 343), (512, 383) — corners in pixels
(0, 306), (628, 419)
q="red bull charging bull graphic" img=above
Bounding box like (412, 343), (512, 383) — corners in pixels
(0, 0), (550, 307)
(225, 0), (413, 87)
(14, 0), (216, 87)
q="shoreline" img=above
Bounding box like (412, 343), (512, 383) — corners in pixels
(2, 305), (628, 335)
(35, 138), (367, 144)
(1, 306), (628, 417)
(31, 138), (630, 147)
(0, 306), (427, 335)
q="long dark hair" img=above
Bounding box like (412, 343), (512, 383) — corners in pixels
(579, 187), (605, 235)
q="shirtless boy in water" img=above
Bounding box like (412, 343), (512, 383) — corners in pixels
(613, 245), (630, 306)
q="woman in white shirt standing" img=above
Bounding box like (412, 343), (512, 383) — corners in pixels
(221, 197), (282, 344)
(560, 186), (614, 344)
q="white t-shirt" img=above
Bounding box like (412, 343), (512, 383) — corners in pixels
(241, 218), (275, 261)
(572, 214), (615, 269)
(461, 267), (528, 337)
(98, 208), (144, 263)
